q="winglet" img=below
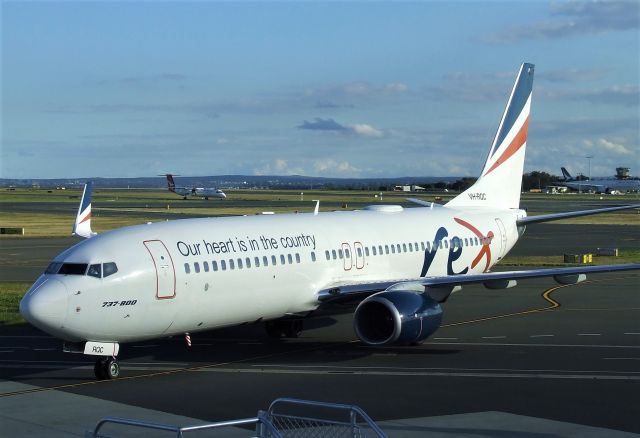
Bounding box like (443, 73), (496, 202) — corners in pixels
(72, 182), (96, 238)
(313, 200), (320, 216)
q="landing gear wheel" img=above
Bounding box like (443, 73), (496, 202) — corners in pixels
(265, 320), (303, 338)
(94, 358), (107, 380)
(105, 357), (120, 379)
(94, 357), (120, 380)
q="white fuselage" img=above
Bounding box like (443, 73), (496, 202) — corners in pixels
(21, 205), (524, 344)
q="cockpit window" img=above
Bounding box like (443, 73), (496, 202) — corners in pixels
(58, 263), (88, 275)
(45, 262), (63, 274)
(103, 262), (118, 278)
(87, 264), (102, 278)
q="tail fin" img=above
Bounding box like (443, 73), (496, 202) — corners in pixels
(561, 167), (572, 181)
(446, 63), (534, 210)
(163, 174), (176, 193)
(72, 182), (96, 238)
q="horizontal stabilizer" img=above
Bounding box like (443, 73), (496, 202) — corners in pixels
(517, 204), (640, 225)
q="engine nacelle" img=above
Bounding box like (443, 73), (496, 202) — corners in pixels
(353, 291), (443, 346)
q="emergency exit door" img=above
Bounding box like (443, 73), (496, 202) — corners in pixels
(143, 240), (176, 299)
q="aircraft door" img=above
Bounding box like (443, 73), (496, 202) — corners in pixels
(494, 218), (507, 259)
(143, 240), (176, 299)
(341, 243), (352, 271)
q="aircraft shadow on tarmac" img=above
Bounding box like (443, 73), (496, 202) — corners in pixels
(2, 317), (461, 382)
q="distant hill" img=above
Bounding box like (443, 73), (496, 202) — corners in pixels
(0, 174), (461, 190)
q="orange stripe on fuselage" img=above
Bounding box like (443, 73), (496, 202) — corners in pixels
(484, 117), (529, 176)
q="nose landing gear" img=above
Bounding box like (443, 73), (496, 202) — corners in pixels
(94, 357), (120, 380)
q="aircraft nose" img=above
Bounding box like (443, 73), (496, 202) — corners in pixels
(20, 278), (68, 332)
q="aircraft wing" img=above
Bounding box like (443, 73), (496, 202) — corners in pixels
(317, 263), (640, 304)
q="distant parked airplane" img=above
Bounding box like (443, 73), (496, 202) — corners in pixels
(560, 167), (640, 194)
(162, 174), (226, 199)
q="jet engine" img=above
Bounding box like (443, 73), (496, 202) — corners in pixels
(353, 290), (443, 345)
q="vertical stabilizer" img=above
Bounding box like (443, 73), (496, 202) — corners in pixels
(447, 63), (534, 209)
(72, 182), (96, 238)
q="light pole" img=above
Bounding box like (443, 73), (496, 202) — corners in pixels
(586, 155), (594, 181)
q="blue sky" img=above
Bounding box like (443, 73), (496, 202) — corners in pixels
(2, 1), (638, 179)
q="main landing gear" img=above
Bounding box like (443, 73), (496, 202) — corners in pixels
(265, 319), (303, 338)
(94, 356), (120, 380)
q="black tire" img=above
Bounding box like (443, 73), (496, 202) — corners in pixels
(94, 358), (107, 380)
(104, 357), (120, 379)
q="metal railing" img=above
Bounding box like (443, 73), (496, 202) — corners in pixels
(86, 397), (387, 438)
(87, 415), (282, 438)
(259, 398), (387, 438)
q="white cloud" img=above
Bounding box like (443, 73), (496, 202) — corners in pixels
(313, 159), (361, 175)
(583, 138), (633, 155)
(350, 123), (384, 138)
(384, 82), (408, 93)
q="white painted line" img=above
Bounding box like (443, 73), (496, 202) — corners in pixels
(433, 337), (458, 340)
(624, 333), (640, 335)
(603, 358), (640, 361)
(33, 348), (56, 351)
(0, 351), (15, 354)
(481, 336), (506, 339)
(530, 335), (554, 338)
(578, 333), (602, 336)
(427, 342), (639, 348)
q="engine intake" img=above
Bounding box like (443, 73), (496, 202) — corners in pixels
(353, 290), (443, 345)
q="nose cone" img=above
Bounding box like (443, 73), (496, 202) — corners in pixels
(20, 278), (68, 334)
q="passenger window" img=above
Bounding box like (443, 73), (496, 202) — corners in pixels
(229, 259), (235, 270)
(421, 242), (425, 251)
(364, 247), (369, 257)
(103, 262), (118, 277)
(311, 252), (316, 262)
(396, 244), (401, 253)
(325, 250), (330, 260)
(444, 240), (449, 249)
(332, 250), (337, 260)
(287, 254), (293, 264)
(246, 257), (251, 268)
(345, 249), (350, 258)
(263, 256), (269, 266)
(391, 245), (396, 254)
(237, 258), (243, 269)
(385, 245), (389, 254)
(194, 262), (200, 273)
(402, 243), (407, 252)
(357, 247), (363, 257)
(426, 242), (431, 252)
(87, 264), (101, 278)
(280, 254), (286, 265)
(203, 261), (209, 272)
(338, 249), (344, 259)
(254, 257), (260, 267)
(184, 263), (191, 274)
(271, 255), (277, 265)
(372, 246), (377, 256)
(212, 260), (218, 271)
(475, 237), (479, 246)
(295, 253), (301, 263)
(378, 245), (383, 255)
(414, 242), (419, 251)
(221, 260), (227, 271)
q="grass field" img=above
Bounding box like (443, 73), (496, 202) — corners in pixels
(2, 187), (638, 237)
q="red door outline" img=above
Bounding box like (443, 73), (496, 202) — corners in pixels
(354, 241), (365, 269)
(143, 240), (176, 299)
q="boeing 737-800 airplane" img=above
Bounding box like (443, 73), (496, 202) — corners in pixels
(20, 63), (640, 380)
